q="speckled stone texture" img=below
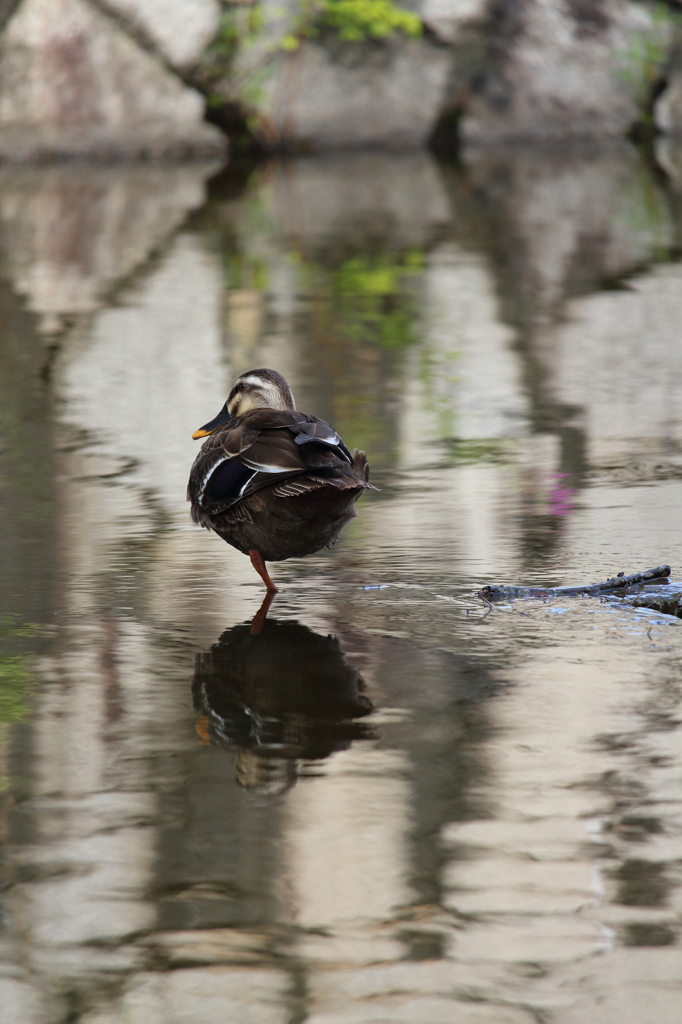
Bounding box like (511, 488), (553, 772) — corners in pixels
(99, 0), (220, 69)
(460, 0), (673, 144)
(0, 0), (225, 159)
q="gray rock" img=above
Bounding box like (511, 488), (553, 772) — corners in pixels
(416, 0), (488, 45)
(0, 0), (225, 160)
(654, 53), (682, 137)
(99, 0), (220, 69)
(229, 0), (451, 151)
(460, 0), (673, 144)
(253, 36), (451, 150)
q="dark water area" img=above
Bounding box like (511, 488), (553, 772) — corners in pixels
(1, 143), (682, 1023)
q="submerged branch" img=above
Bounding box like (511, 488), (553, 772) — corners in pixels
(478, 565), (671, 603)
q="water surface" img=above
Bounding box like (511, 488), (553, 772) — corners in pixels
(1, 145), (682, 1023)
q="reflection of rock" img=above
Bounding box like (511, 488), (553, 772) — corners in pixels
(0, 163), (217, 333)
(452, 144), (671, 330)
(222, 154), (452, 466)
(440, 604), (682, 1019)
(56, 231), (226, 512)
(0, 0), (224, 160)
(193, 617), (374, 792)
(553, 263), (682, 461)
(461, 0), (672, 144)
(410, 240), (526, 446)
(262, 152), (451, 256)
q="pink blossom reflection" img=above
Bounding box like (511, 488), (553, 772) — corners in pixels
(548, 472), (576, 517)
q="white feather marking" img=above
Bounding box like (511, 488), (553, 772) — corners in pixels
(239, 473), (256, 496)
(198, 455), (229, 503)
(273, 479), (320, 497)
(241, 457), (292, 474)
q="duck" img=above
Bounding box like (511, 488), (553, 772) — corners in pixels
(188, 368), (374, 592)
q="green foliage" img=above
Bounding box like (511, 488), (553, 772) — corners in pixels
(208, 6), (266, 59)
(283, 0), (422, 48)
(195, 0), (423, 125)
(618, 2), (675, 113)
(196, 7), (266, 103)
(208, 0), (422, 63)
(315, 0), (422, 41)
(212, 10), (241, 57)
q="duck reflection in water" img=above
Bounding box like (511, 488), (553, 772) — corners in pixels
(192, 597), (375, 794)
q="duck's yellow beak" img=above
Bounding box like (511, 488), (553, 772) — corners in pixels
(192, 403), (232, 440)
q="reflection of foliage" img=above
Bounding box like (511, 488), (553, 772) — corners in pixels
(281, 248), (426, 464)
(415, 346), (460, 439)
(305, 250), (424, 349)
(621, 162), (672, 264)
(436, 438), (511, 465)
(0, 657), (35, 723)
(0, 620), (41, 640)
(225, 251), (269, 291)
(0, 620), (39, 724)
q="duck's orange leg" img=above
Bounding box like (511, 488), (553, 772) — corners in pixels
(249, 549), (279, 593)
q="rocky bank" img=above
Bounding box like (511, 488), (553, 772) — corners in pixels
(0, 0), (681, 156)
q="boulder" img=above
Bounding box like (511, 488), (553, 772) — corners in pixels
(99, 0), (220, 69)
(416, 0), (488, 45)
(255, 38), (451, 150)
(460, 0), (673, 144)
(0, 0), (225, 159)
(654, 40), (682, 139)
(229, 0), (451, 150)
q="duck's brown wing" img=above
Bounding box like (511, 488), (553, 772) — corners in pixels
(188, 409), (360, 517)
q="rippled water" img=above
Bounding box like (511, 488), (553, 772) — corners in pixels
(1, 144), (682, 1023)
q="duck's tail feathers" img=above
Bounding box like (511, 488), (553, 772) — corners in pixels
(352, 449), (378, 489)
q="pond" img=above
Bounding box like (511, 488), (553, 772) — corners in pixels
(1, 142), (682, 1023)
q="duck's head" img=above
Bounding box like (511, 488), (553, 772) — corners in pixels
(192, 369), (296, 439)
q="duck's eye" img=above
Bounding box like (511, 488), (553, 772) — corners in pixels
(238, 382), (248, 392)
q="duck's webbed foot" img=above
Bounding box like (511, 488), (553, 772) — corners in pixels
(249, 548), (279, 593)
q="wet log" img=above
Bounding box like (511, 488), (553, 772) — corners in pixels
(478, 565), (671, 603)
